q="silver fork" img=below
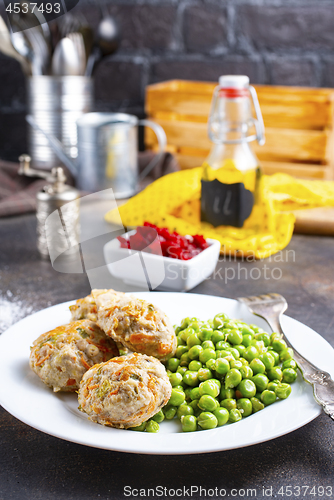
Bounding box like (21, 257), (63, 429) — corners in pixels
(237, 293), (334, 420)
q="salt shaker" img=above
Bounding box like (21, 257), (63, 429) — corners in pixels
(19, 155), (80, 259)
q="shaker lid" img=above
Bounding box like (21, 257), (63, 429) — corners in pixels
(219, 75), (249, 88)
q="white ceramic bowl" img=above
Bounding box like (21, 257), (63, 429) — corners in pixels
(104, 231), (221, 292)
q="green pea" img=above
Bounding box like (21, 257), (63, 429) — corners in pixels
(211, 330), (226, 344)
(250, 397), (265, 413)
(251, 340), (265, 353)
(230, 359), (243, 369)
(169, 372), (183, 387)
(279, 348), (294, 362)
(237, 398), (253, 417)
(270, 331), (281, 343)
(184, 387), (192, 400)
(198, 412), (218, 430)
(173, 385), (184, 392)
(269, 349), (280, 365)
(252, 373), (269, 392)
(215, 350), (232, 360)
(267, 366), (283, 381)
(220, 398), (237, 411)
(267, 380), (280, 392)
(213, 407), (229, 426)
(169, 388), (185, 406)
(282, 359), (298, 370)
(188, 345), (203, 360)
(242, 334), (253, 347)
(215, 312), (230, 321)
(282, 368), (297, 384)
(183, 327), (196, 341)
(181, 415), (197, 432)
(180, 317), (190, 330)
(235, 345), (246, 357)
(271, 338), (287, 353)
(227, 348), (240, 359)
(189, 399), (201, 416)
(240, 357), (249, 366)
(237, 379), (257, 398)
(225, 368), (242, 389)
(177, 366), (187, 376)
(146, 420), (159, 433)
(198, 367), (213, 381)
(240, 365), (253, 379)
(130, 422), (147, 431)
(190, 387), (200, 400)
(199, 348), (216, 364)
(215, 341), (230, 351)
(249, 358), (266, 375)
(211, 378), (221, 390)
(183, 371), (199, 387)
(201, 340), (215, 350)
(219, 388), (235, 400)
(188, 321), (201, 332)
(188, 360), (202, 371)
(206, 358), (216, 371)
(177, 336), (186, 346)
(199, 380), (220, 398)
(250, 324), (263, 333)
(261, 390), (276, 406)
(213, 316), (225, 330)
(198, 328), (213, 342)
(275, 383), (292, 399)
(198, 395), (219, 412)
(259, 352), (275, 371)
(255, 332), (270, 347)
(163, 405), (177, 419)
(176, 345), (188, 359)
(177, 404), (194, 419)
(244, 346), (259, 362)
(152, 410), (165, 423)
(229, 409), (242, 423)
(226, 329), (243, 345)
(215, 358), (230, 375)
(167, 357), (180, 372)
(187, 333), (201, 349)
(180, 352), (191, 367)
(241, 325), (254, 336)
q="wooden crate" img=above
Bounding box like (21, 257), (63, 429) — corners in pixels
(145, 80), (334, 180)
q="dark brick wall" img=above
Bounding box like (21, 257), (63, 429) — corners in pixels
(1, 0), (334, 160)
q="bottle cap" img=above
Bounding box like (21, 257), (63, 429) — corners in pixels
(219, 75), (250, 89)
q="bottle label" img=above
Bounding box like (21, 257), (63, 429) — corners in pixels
(201, 179), (254, 228)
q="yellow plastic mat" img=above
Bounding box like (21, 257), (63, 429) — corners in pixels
(105, 168), (334, 259)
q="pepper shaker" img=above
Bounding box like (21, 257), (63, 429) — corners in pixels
(19, 155), (80, 259)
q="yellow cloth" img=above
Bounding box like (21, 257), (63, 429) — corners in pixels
(105, 168), (334, 259)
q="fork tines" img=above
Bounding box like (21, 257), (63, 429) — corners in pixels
(238, 293), (286, 304)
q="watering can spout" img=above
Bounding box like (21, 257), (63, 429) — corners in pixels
(26, 115), (78, 179)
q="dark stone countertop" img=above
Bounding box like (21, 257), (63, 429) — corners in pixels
(1, 211), (334, 500)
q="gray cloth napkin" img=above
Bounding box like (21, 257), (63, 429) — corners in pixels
(0, 152), (179, 217)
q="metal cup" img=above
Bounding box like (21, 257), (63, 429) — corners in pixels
(76, 112), (166, 198)
(27, 76), (93, 169)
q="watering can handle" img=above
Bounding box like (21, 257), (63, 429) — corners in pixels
(137, 120), (167, 182)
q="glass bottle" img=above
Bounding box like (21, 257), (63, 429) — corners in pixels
(201, 75), (265, 228)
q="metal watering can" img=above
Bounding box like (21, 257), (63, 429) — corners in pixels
(26, 112), (166, 199)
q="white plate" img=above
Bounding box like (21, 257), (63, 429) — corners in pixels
(0, 292), (331, 455)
